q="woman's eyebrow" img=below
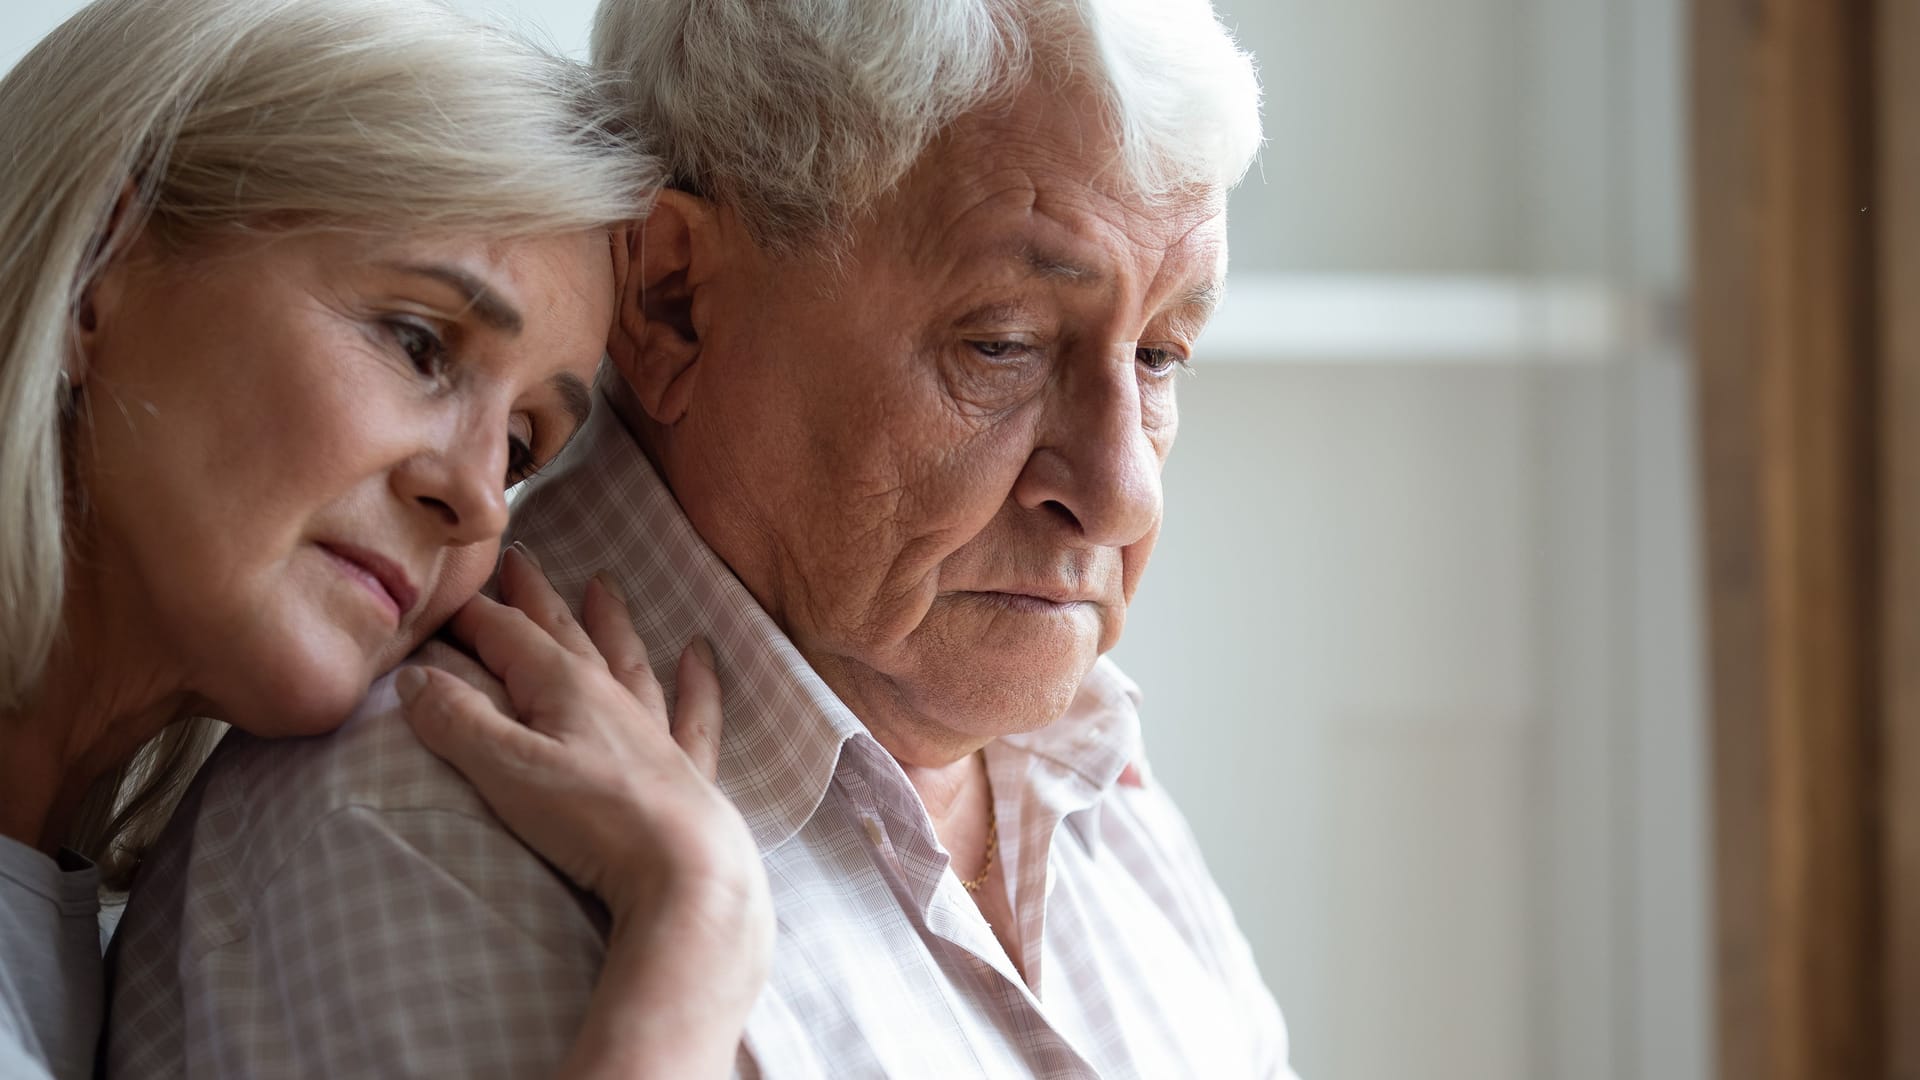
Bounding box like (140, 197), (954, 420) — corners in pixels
(550, 372), (594, 427)
(383, 262), (525, 334)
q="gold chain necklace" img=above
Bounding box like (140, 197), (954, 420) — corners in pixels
(959, 791), (998, 893)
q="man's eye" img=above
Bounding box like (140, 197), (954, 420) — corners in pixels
(969, 340), (1032, 362)
(387, 319), (449, 379)
(1137, 346), (1190, 377)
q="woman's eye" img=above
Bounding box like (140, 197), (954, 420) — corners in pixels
(387, 319), (450, 379)
(504, 434), (539, 489)
(1137, 345), (1191, 377)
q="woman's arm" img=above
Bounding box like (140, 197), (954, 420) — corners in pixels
(397, 545), (771, 1079)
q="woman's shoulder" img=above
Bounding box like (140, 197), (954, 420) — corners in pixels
(0, 837), (97, 915)
(0, 838), (104, 1080)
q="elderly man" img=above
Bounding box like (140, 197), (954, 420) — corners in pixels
(107, 0), (1291, 1075)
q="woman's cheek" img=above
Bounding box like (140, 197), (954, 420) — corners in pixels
(371, 542), (500, 671)
(427, 543), (501, 622)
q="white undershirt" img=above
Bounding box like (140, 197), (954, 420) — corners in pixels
(0, 835), (102, 1080)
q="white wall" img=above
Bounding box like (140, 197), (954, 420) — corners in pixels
(2, 5), (79, 71)
(5, 3), (1709, 1078)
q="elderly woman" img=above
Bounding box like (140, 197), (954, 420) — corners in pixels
(110, 0), (1292, 1076)
(0, 1), (769, 1078)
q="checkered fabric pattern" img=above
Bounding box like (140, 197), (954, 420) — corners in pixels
(104, 385), (1296, 1079)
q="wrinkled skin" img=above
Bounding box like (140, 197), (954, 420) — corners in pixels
(633, 78), (1227, 764)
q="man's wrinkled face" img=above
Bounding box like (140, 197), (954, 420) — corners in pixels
(671, 80), (1226, 751)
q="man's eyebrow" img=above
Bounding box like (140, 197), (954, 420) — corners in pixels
(1013, 243), (1224, 319)
(1177, 280), (1225, 320)
(384, 262), (524, 334)
(550, 371), (594, 428)
(1017, 244), (1103, 285)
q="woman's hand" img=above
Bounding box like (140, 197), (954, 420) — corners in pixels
(396, 544), (771, 1079)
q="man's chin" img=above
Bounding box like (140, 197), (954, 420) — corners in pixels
(914, 662), (1095, 738)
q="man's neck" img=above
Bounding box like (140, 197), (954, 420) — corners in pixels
(604, 375), (673, 484)
(897, 749), (988, 828)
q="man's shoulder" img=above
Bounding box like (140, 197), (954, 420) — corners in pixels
(209, 644), (495, 824)
(166, 640), (530, 905)
(118, 640), (594, 966)
(108, 649), (605, 1080)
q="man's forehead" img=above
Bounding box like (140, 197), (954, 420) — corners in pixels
(900, 79), (1220, 229)
(872, 84), (1230, 313)
(923, 199), (1227, 315)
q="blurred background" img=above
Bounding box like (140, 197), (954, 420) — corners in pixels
(1118, 3), (1708, 1078)
(5, 3), (1711, 1078)
(1119, 3), (1708, 1080)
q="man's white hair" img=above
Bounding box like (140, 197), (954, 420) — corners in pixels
(591, 0), (1262, 251)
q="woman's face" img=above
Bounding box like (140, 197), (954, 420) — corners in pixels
(75, 227), (615, 734)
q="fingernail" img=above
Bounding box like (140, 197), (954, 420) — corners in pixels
(396, 665), (427, 705)
(510, 541), (542, 571)
(689, 635), (715, 670)
(593, 571), (627, 606)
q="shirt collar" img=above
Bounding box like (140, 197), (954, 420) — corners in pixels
(996, 655), (1145, 852)
(507, 380), (866, 853)
(1004, 656), (1144, 788)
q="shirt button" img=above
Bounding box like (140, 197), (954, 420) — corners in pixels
(864, 818), (885, 846)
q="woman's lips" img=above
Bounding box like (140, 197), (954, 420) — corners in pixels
(318, 542), (420, 625)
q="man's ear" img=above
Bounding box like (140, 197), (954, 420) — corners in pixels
(607, 189), (722, 427)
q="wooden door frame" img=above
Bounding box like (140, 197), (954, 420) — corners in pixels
(1881, 0), (1920, 1075)
(1692, 1), (1886, 1077)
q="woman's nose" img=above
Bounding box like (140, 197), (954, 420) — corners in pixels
(391, 425), (511, 546)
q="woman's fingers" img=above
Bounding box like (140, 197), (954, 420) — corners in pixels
(396, 638), (750, 914)
(446, 559), (720, 769)
(582, 574), (662, 709)
(397, 664), (549, 789)
(446, 591), (591, 714)
(672, 638), (724, 781)
(497, 544), (597, 659)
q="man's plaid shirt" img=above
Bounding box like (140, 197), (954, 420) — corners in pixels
(106, 390), (1295, 1079)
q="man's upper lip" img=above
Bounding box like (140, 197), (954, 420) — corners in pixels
(320, 542), (421, 617)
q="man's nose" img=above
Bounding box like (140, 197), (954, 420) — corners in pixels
(391, 421), (511, 547)
(1012, 351), (1164, 548)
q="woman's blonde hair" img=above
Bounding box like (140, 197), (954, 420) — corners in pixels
(0, 0), (656, 883)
